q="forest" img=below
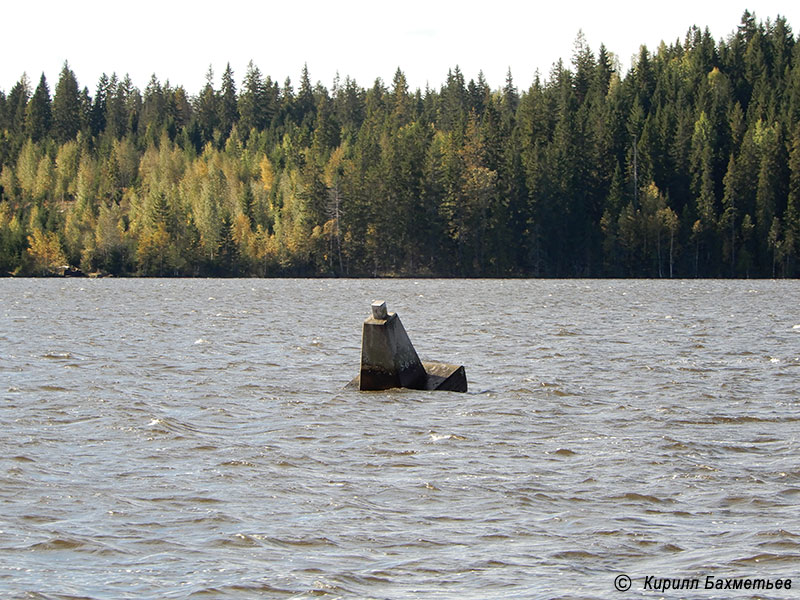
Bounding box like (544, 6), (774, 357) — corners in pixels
(1, 11), (799, 278)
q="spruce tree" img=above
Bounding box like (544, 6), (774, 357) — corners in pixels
(6, 75), (31, 139)
(91, 74), (109, 137)
(195, 66), (219, 144)
(218, 63), (238, 138)
(52, 62), (82, 143)
(0, 91), (7, 132)
(26, 74), (52, 142)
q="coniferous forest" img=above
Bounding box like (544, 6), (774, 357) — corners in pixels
(1, 12), (799, 278)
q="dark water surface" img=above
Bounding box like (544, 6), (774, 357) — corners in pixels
(1, 279), (799, 599)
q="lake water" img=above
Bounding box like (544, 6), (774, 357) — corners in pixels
(1, 278), (799, 599)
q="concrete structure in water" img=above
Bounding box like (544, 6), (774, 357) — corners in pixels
(350, 300), (467, 392)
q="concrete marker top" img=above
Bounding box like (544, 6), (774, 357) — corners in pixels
(371, 300), (388, 320)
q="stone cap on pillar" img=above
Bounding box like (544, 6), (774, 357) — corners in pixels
(371, 300), (388, 320)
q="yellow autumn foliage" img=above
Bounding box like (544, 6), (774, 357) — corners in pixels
(27, 228), (67, 275)
(259, 156), (275, 192)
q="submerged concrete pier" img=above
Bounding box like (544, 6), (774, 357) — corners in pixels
(352, 300), (467, 392)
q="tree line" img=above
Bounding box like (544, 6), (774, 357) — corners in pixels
(1, 11), (799, 278)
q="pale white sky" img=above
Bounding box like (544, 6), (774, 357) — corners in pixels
(2, 1), (797, 96)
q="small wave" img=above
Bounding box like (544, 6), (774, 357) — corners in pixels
(611, 492), (672, 504)
(731, 552), (800, 565)
(42, 352), (72, 360)
(555, 327), (580, 336)
(429, 432), (467, 442)
(550, 549), (602, 560)
(26, 536), (118, 553)
(757, 539), (800, 551)
(332, 572), (393, 587)
(722, 444), (763, 453)
(550, 448), (577, 456)
(662, 441), (688, 450)
(373, 448), (417, 457)
(146, 417), (203, 435)
(467, 558), (519, 570)
(478, 533), (513, 541)
(220, 460), (257, 468)
(40, 385), (70, 392)
(707, 415), (777, 424)
(508, 387), (536, 394)
(661, 543), (685, 553)
(209, 533), (263, 548)
(192, 582), (299, 597)
(265, 536), (339, 549)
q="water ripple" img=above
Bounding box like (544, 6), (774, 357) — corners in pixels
(0, 279), (798, 598)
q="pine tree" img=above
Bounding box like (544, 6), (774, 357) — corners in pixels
(52, 62), (82, 143)
(218, 63), (238, 138)
(720, 153), (739, 274)
(195, 66), (219, 144)
(502, 68), (519, 124)
(26, 74), (52, 142)
(104, 74), (127, 139)
(0, 91), (8, 135)
(334, 76), (365, 138)
(7, 75), (31, 138)
(296, 63), (315, 127)
(390, 68), (412, 129)
(141, 74), (166, 137)
(239, 61), (276, 136)
(754, 120), (786, 271)
(440, 67), (466, 133)
(91, 74), (110, 137)
(785, 124), (800, 275)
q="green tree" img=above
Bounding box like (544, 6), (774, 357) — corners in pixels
(689, 111), (719, 275)
(7, 74), (31, 138)
(141, 74), (166, 138)
(785, 124), (800, 274)
(296, 63), (315, 127)
(90, 73), (110, 136)
(754, 120), (785, 271)
(195, 66), (219, 144)
(720, 153), (739, 274)
(26, 74), (52, 142)
(239, 61), (269, 135)
(52, 62), (82, 143)
(218, 63), (238, 138)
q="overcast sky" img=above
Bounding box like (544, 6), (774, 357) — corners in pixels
(2, 1), (798, 96)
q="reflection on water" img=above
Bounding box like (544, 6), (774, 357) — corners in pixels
(1, 278), (798, 598)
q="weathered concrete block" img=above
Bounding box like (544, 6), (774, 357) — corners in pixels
(422, 362), (468, 392)
(353, 301), (467, 393)
(360, 309), (427, 390)
(371, 300), (388, 320)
